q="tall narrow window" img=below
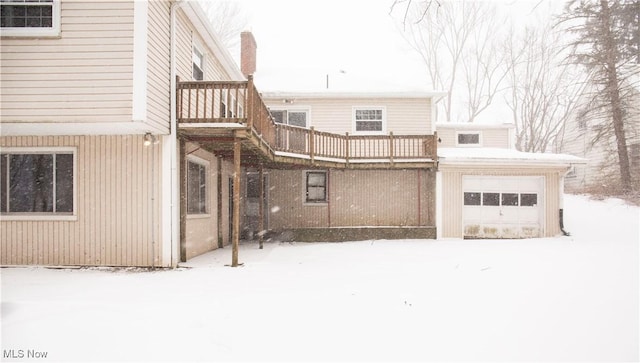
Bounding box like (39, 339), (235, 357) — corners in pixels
(305, 171), (327, 203)
(192, 46), (204, 81)
(0, 0), (60, 37)
(1, 151), (74, 214)
(187, 160), (207, 214)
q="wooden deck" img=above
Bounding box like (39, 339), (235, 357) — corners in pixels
(176, 77), (438, 169)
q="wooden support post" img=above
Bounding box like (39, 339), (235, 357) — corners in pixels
(309, 126), (315, 164)
(258, 165), (264, 250)
(231, 139), (241, 267)
(389, 131), (395, 165)
(217, 157), (223, 248)
(345, 132), (350, 166)
(179, 138), (187, 263)
(247, 75), (254, 131)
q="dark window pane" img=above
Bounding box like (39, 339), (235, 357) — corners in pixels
(187, 161), (206, 214)
(482, 192), (499, 206)
(501, 193), (519, 206)
(192, 64), (203, 80)
(288, 111), (306, 127)
(520, 193), (538, 207)
(246, 174), (260, 198)
(10, 154), (53, 212)
(55, 153), (73, 213)
(1, 154), (7, 213)
(458, 133), (480, 144)
(270, 110), (286, 124)
(464, 192), (481, 206)
(356, 121), (382, 131)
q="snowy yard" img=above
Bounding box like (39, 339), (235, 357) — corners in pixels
(1, 194), (638, 362)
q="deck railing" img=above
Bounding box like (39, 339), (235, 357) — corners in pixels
(177, 78), (437, 162)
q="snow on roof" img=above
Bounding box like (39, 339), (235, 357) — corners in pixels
(438, 147), (586, 166)
(261, 90), (447, 100)
(436, 122), (515, 129)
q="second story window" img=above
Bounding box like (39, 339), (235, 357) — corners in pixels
(192, 46), (204, 81)
(0, 0), (60, 37)
(456, 131), (482, 146)
(353, 107), (385, 133)
(270, 109), (308, 128)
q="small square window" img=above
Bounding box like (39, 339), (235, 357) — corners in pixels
(354, 107), (385, 133)
(464, 192), (481, 206)
(457, 132), (481, 146)
(520, 193), (537, 207)
(482, 193), (500, 206)
(501, 193), (519, 206)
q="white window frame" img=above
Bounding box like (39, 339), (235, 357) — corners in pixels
(0, 0), (60, 37)
(186, 155), (209, 218)
(192, 42), (205, 81)
(352, 106), (386, 135)
(455, 131), (482, 147)
(0, 146), (77, 221)
(303, 170), (328, 205)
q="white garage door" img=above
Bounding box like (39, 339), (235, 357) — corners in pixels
(462, 176), (544, 239)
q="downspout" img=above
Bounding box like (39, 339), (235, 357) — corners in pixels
(559, 171), (571, 236)
(165, 0), (186, 266)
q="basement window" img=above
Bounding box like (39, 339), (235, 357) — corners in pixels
(0, 0), (60, 37)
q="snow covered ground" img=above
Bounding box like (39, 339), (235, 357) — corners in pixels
(1, 194), (638, 362)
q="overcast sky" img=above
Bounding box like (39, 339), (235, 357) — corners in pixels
(227, 0), (563, 93)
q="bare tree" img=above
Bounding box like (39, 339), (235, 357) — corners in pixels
(394, 1), (508, 123)
(199, 0), (248, 51)
(505, 21), (585, 153)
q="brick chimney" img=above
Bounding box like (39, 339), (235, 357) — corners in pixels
(240, 31), (257, 78)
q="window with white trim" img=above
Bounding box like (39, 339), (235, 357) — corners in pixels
(456, 131), (481, 146)
(305, 171), (327, 203)
(354, 107), (385, 133)
(1, 150), (74, 214)
(187, 159), (207, 214)
(270, 109), (308, 128)
(192, 45), (204, 81)
(0, 0), (60, 37)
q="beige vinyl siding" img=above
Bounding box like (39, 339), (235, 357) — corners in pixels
(263, 97), (432, 135)
(0, 1), (134, 123)
(175, 10), (232, 82)
(436, 126), (511, 148)
(146, 0), (171, 133)
(268, 169), (434, 229)
(439, 165), (564, 238)
(0, 135), (162, 267)
(184, 143), (217, 260)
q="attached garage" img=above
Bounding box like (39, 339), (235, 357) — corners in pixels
(437, 147), (585, 239)
(462, 176), (544, 238)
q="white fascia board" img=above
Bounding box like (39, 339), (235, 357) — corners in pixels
(182, 2), (245, 81)
(132, 0), (148, 122)
(438, 159), (585, 168)
(261, 91), (448, 100)
(436, 122), (516, 130)
(0, 122), (166, 136)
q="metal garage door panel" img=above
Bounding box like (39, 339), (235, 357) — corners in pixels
(462, 176), (543, 239)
